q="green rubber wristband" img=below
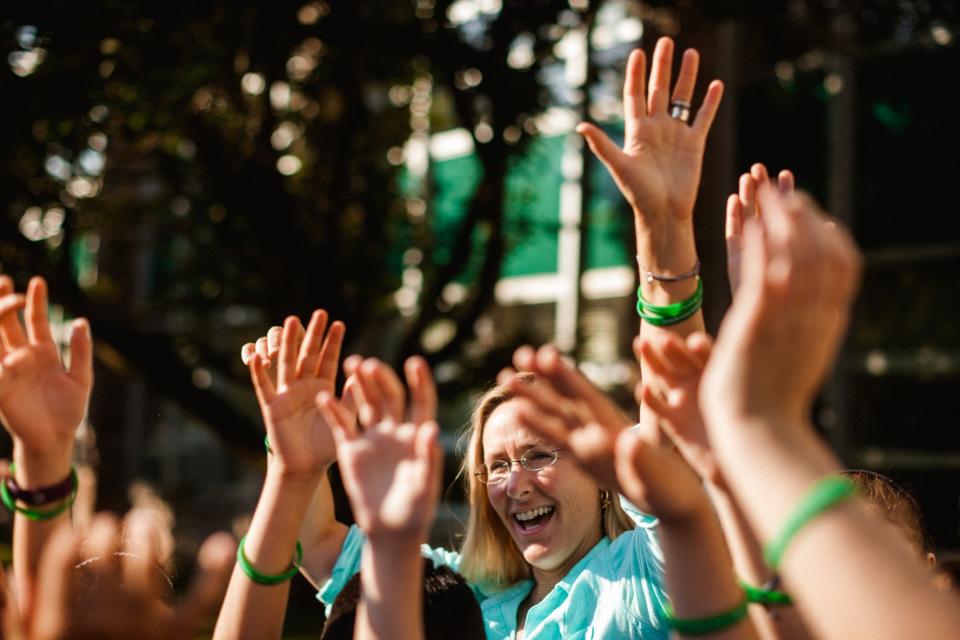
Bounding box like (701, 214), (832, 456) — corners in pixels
(636, 278), (703, 318)
(764, 476), (857, 571)
(0, 464), (78, 521)
(739, 579), (794, 607)
(661, 595), (749, 635)
(236, 534), (302, 585)
(636, 299), (703, 326)
(264, 436), (272, 454)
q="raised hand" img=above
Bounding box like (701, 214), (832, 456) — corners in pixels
(508, 344), (631, 493)
(703, 186), (862, 430)
(508, 344), (710, 523)
(635, 331), (722, 486)
(0, 276), (92, 476)
(578, 38), (723, 238)
(726, 163), (796, 294)
(241, 324), (285, 389)
(27, 512), (234, 640)
(318, 357), (442, 542)
(248, 311), (345, 478)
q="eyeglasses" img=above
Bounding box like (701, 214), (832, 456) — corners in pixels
(474, 448), (561, 485)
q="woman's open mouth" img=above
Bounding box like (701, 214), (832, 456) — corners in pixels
(512, 505), (556, 534)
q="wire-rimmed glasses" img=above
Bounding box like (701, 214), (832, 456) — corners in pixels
(474, 448), (560, 485)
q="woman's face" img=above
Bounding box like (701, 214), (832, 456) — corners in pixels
(481, 398), (603, 579)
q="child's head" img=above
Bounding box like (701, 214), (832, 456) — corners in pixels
(843, 470), (934, 564)
(322, 558), (484, 640)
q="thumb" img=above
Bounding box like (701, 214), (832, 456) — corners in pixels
(576, 123), (627, 177)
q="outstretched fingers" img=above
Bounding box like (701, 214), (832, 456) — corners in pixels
(415, 420), (443, 506)
(0, 276), (27, 351)
(316, 321), (345, 386)
(750, 162), (770, 186)
(778, 169), (796, 193)
(0, 293), (25, 319)
(276, 316), (303, 388)
(623, 48), (648, 142)
(691, 80), (724, 139)
(670, 48), (700, 105)
(646, 37), (674, 115)
(249, 352), (277, 408)
(515, 400), (572, 450)
(317, 391), (360, 442)
(67, 318), (94, 390)
(296, 309), (329, 378)
(739, 172), (757, 220)
(405, 356), (437, 425)
(545, 353), (624, 428)
(240, 342), (256, 366)
(25, 276), (54, 346)
(352, 359), (405, 427)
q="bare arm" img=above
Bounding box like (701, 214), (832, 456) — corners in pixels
(701, 187), (960, 640)
(577, 38), (724, 445)
(638, 330), (815, 640)
(0, 276), (93, 615)
(213, 312), (347, 640)
(320, 356), (442, 640)
(509, 346), (758, 640)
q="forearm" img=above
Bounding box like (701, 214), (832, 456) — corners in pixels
(634, 212), (705, 440)
(659, 499), (759, 640)
(355, 537), (425, 640)
(213, 468), (328, 640)
(297, 474), (349, 590)
(11, 442), (74, 615)
(708, 483), (815, 640)
(715, 421), (960, 640)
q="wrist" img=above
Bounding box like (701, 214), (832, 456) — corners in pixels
(12, 443), (73, 487)
(267, 459), (330, 484)
(656, 491), (714, 530)
(363, 536), (424, 576)
(634, 224), (699, 304)
(633, 213), (696, 260)
(366, 528), (428, 550)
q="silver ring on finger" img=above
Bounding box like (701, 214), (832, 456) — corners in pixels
(669, 100), (692, 124)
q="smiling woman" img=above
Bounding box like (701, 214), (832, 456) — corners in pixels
(455, 374), (667, 639)
(317, 371), (669, 640)
(459, 373), (637, 591)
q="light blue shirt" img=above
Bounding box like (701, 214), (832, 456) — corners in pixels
(317, 501), (668, 639)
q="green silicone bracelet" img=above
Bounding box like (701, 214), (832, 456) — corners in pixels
(0, 464), (78, 521)
(661, 595), (749, 635)
(764, 476), (857, 571)
(236, 534), (302, 585)
(636, 299), (703, 326)
(264, 436), (272, 454)
(636, 278), (703, 318)
(739, 579), (794, 607)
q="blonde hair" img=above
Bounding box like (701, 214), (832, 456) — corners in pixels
(457, 373), (636, 589)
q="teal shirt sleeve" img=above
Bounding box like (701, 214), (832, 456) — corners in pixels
(617, 494), (669, 633)
(315, 525), (464, 615)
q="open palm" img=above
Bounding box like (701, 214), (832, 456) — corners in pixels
(320, 357), (441, 540)
(0, 277), (92, 458)
(248, 310), (345, 477)
(578, 38), (723, 227)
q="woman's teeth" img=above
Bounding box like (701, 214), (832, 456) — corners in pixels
(514, 505), (555, 525)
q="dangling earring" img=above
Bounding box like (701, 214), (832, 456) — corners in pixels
(599, 489), (611, 510)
